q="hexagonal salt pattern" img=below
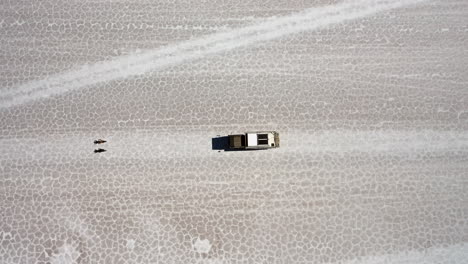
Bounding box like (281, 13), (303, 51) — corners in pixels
(1, 0), (467, 263)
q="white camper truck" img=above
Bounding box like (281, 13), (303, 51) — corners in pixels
(228, 131), (279, 150)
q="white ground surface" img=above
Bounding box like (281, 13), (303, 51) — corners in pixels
(1, 0), (467, 263)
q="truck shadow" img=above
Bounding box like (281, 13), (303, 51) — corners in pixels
(211, 136), (261, 151)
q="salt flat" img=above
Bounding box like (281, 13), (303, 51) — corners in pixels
(0, 0), (467, 263)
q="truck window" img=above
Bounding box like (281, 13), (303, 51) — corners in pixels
(257, 134), (268, 145)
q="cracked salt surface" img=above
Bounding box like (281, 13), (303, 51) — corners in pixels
(49, 243), (80, 264)
(0, 0), (467, 263)
(0, 0), (425, 108)
(193, 238), (212, 254)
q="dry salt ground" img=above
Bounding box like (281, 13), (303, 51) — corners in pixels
(0, 0), (467, 263)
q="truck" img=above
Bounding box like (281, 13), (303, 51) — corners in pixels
(228, 131), (280, 150)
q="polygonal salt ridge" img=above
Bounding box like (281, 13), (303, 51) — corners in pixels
(193, 237), (212, 255)
(1, 0), (467, 263)
(49, 243), (81, 264)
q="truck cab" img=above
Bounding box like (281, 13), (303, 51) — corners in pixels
(228, 131), (279, 150)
